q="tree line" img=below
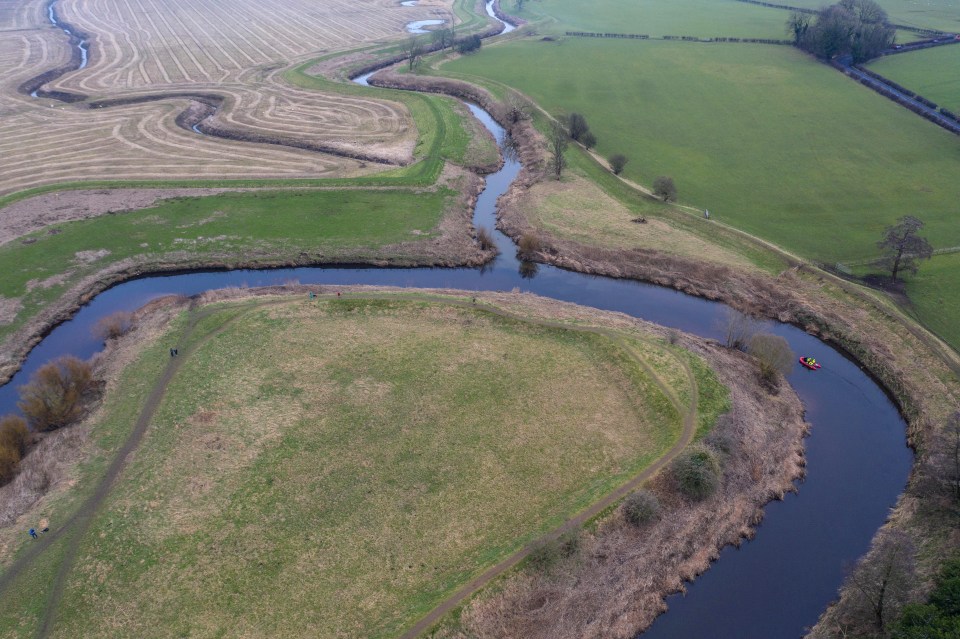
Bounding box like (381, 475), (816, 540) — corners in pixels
(787, 0), (895, 63)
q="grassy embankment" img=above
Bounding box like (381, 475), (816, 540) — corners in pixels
(0, 295), (728, 638)
(868, 45), (960, 114)
(0, 189), (451, 343)
(0, 0), (504, 366)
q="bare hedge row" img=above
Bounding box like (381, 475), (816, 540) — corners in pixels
(565, 31), (791, 45)
(848, 64), (960, 131)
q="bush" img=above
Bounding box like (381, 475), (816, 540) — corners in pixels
(0, 415), (29, 457)
(518, 231), (541, 255)
(610, 154), (629, 175)
(455, 34), (482, 54)
(623, 490), (660, 526)
(672, 446), (721, 500)
(18, 356), (94, 432)
(0, 446), (19, 485)
(93, 311), (134, 341)
(652, 175), (677, 201)
(567, 112), (590, 142)
(580, 131), (597, 149)
(476, 226), (496, 251)
(527, 528), (581, 572)
(748, 333), (795, 387)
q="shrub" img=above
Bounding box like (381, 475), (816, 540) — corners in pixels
(580, 131), (597, 149)
(518, 231), (541, 255)
(476, 226), (496, 251)
(623, 490), (660, 526)
(653, 175), (677, 201)
(527, 528), (581, 572)
(748, 333), (795, 387)
(455, 34), (482, 54)
(672, 446), (721, 500)
(0, 415), (29, 457)
(610, 154), (629, 175)
(0, 446), (19, 485)
(567, 112), (590, 142)
(94, 311), (134, 341)
(18, 356), (94, 432)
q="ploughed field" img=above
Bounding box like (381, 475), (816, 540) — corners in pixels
(0, 0), (449, 195)
(0, 295), (726, 638)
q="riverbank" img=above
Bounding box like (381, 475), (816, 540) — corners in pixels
(0, 165), (492, 388)
(0, 286), (756, 638)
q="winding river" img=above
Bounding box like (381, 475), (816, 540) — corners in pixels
(1, 5), (911, 639)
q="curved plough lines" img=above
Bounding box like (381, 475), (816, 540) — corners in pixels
(0, 0), (441, 197)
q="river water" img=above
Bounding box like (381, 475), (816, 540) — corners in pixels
(2, 4), (912, 639)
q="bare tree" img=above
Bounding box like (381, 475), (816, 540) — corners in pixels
(404, 36), (424, 70)
(566, 112), (590, 142)
(748, 333), (795, 387)
(787, 10), (812, 44)
(720, 307), (760, 350)
(877, 215), (933, 283)
(505, 91), (531, 123)
(18, 356), (94, 432)
(548, 119), (568, 179)
(652, 175), (677, 202)
(609, 154), (628, 175)
(431, 27), (454, 50)
(843, 529), (918, 632)
(949, 411), (960, 503)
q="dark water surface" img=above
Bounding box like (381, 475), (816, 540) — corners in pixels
(1, 13), (911, 639)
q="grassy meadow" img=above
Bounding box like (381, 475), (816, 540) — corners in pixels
(904, 252), (960, 351)
(782, 0), (960, 32)
(510, 0), (790, 38)
(0, 188), (452, 345)
(0, 296), (728, 638)
(868, 45), (960, 113)
(443, 38), (959, 263)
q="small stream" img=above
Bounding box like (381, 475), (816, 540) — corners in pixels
(2, 4), (912, 639)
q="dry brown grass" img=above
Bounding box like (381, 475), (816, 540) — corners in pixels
(434, 338), (808, 639)
(0, 0), (441, 196)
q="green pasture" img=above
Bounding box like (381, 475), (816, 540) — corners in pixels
(904, 252), (960, 351)
(510, 0), (791, 39)
(781, 0), (960, 32)
(443, 38), (960, 263)
(0, 297), (727, 637)
(0, 188), (449, 344)
(868, 45), (960, 113)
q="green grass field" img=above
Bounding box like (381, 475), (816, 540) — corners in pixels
(443, 38), (959, 263)
(0, 188), (451, 345)
(0, 296), (728, 638)
(868, 45), (960, 113)
(511, 0), (790, 38)
(904, 252), (960, 351)
(782, 0), (960, 32)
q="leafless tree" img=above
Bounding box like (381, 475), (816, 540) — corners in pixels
(843, 529), (918, 632)
(720, 307), (760, 350)
(877, 215), (933, 282)
(404, 36), (424, 70)
(609, 154), (628, 175)
(548, 119), (568, 179)
(748, 333), (795, 387)
(652, 175), (676, 202)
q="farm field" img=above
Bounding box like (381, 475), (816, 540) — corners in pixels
(903, 252), (960, 352)
(511, 0), (790, 39)
(0, 295), (724, 638)
(0, 0), (490, 196)
(442, 38), (960, 263)
(782, 0), (960, 32)
(868, 45), (960, 113)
